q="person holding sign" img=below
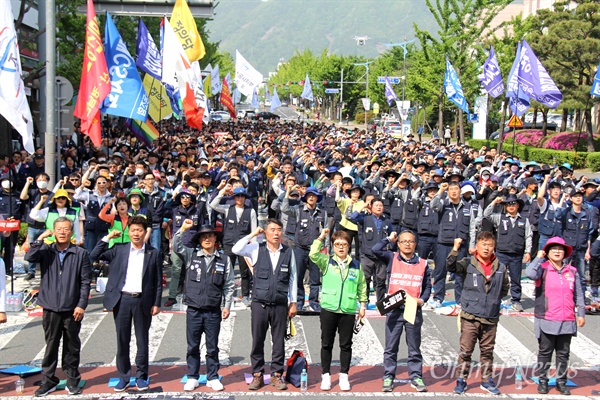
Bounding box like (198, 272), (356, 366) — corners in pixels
(446, 232), (509, 395)
(372, 230), (431, 393)
(309, 228), (367, 391)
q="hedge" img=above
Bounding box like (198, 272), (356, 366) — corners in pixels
(467, 139), (589, 169)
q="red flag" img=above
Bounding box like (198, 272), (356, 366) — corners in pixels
(74, 0), (110, 147)
(220, 78), (235, 119)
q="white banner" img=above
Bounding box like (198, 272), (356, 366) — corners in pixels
(361, 98), (371, 111)
(235, 50), (263, 97)
(211, 64), (222, 94)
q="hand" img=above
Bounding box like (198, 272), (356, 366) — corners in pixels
(389, 231), (398, 242)
(0, 312), (6, 323)
(497, 186), (504, 192)
(577, 316), (585, 327)
(26, 176), (34, 184)
(40, 195), (48, 203)
(358, 307), (366, 318)
(469, 248), (476, 255)
(453, 238), (463, 251)
(523, 253), (531, 263)
(440, 182), (449, 192)
(288, 302), (297, 318)
(494, 196), (504, 204)
(151, 306), (160, 316)
(181, 219), (194, 231)
(585, 249), (591, 261)
(110, 197), (117, 204)
(251, 227), (264, 238)
(73, 307), (85, 322)
(107, 230), (121, 240)
(37, 230), (53, 240)
(222, 308), (231, 320)
(319, 228), (330, 241)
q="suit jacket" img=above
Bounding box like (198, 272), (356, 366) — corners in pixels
(91, 240), (163, 315)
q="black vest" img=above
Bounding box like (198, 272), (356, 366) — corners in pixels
(520, 194), (540, 229)
(295, 206), (326, 248)
(323, 193), (340, 222)
(496, 214), (527, 254)
(85, 195), (111, 232)
(401, 191), (419, 230)
(562, 208), (590, 250)
(539, 201), (561, 237)
(173, 205), (199, 234)
(252, 243), (293, 306)
(222, 206), (252, 246)
(461, 260), (506, 319)
(360, 214), (391, 258)
(417, 199), (439, 236)
(437, 200), (471, 244)
(389, 194), (404, 224)
(184, 251), (227, 310)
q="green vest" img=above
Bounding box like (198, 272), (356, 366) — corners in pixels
(44, 208), (77, 244)
(108, 216), (131, 248)
(321, 257), (361, 314)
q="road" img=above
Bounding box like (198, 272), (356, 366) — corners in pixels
(2, 263), (599, 399)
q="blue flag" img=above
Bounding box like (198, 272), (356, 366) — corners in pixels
(506, 42), (530, 117)
(591, 63), (600, 97)
(444, 58), (469, 113)
(101, 13), (148, 121)
(136, 19), (162, 80)
(478, 46), (504, 98)
(233, 87), (241, 104)
(301, 74), (314, 101)
(270, 87), (282, 112)
(251, 87), (259, 108)
(265, 87), (271, 102)
(517, 39), (562, 109)
(384, 75), (398, 106)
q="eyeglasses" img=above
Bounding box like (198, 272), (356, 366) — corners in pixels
(97, 181), (107, 185)
(506, 201), (518, 206)
(333, 242), (349, 248)
(399, 240), (416, 245)
(69, 178), (80, 182)
(54, 228), (71, 233)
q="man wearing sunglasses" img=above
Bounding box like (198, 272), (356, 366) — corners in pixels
(483, 193), (532, 312)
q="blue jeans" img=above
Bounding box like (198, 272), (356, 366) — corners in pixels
(186, 307), (221, 380)
(27, 227), (47, 275)
(294, 246), (321, 310)
(149, 227), (161, 252)
(433, 243), (467, 303)
(568, 249), (587, 293)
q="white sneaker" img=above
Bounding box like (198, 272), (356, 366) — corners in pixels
(183, 378), (199, 391)
(339, 373), (351, 391)
(320, 373), (331, 391)
(206, 378), (224, 391)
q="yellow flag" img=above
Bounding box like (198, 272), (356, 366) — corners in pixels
(203, 75), (212, 98)
(170, 0), (206, 61)
(143, 74), (174, 122)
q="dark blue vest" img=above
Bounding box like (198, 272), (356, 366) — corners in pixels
(184, 251), (227, 310)
(252, 243), (293, 306)
(461, 260), (506, 319)
(496, 214), (527, 254)
(562, 208), (590, 250)
(437, 200), (471, 244)
(222, 206), (252, 246)
(360, 214), (391, 258)
(295, 206), (326, 248)
(417, 199), (439, 236)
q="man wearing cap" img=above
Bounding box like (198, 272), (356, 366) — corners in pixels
(537, 174), (567, 249)
(165, 190), (200, 307)
(557, 189), (595, 302)
(173, 220), (234, 392)
(282, 186), (327, 312)
(431, 181), (479, 307)
(211, 184), (257, 307)
(484, 194), (532, 312)
(520, 177), (541, 255)
(416, 182), (440, 260)
(139, 173), (165, 251)
(127, 189), (153, 242)
(74, 173), (114, 253)
(28, 154), (46, 177)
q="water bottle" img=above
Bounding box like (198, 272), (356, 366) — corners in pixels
(515, 366), (523, 390)
(15, 376), (24, 393)
(300, 368), (308, 391)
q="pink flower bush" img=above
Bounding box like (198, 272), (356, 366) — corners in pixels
(504, 130), (544, 146)
(543, 132), (594, 151)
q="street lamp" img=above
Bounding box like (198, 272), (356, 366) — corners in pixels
(353, 61), (374, 127)
(383, 39), (415, 117)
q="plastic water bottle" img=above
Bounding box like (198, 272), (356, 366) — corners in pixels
(300, 368), (308, 391)
(515, 366), (523, 390)
(15, 376), (24, 393)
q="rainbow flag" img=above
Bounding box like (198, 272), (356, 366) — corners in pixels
(126, 118), (159, 146)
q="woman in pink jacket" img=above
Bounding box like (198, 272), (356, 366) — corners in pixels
(526, 236), (586, 396)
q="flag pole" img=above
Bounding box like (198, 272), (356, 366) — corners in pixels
(511, 95), (519, 157)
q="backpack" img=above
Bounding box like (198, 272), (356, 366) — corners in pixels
(285, 350), (308, 388)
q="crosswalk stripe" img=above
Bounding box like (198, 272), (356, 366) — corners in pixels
(149, 312), (172, 363)
(217, 311), (236, 365)
(420, 314), (458, 366)
(0, 314), (31, 356)
(348, 318), (384, 366)
(568, 331), (600, 371)
(284, 317), (312, 364)
(494, 322), (536, 367)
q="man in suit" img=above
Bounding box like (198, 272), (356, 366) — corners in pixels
(90, 215), (163, 392)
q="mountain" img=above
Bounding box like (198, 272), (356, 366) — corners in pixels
(206, 0), (439, 74)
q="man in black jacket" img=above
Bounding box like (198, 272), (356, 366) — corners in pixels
(26, 217), (91, 397)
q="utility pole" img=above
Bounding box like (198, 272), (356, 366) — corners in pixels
(42, 0), (56, 186)
(383, 39), (415, 119)
(339, 69), (344, 123)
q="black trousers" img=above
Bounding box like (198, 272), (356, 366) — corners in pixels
(1, 232), (17, 273)
(320, 309), (355, 374)
(251, 302), (287, 374)
(224, 246), (251, 297)
(113, 295), (152, 382)
(537, 331), (572, 383)
(41, 309), (82, 387)
(340, 226), (360, 259)
(360, 255), (387, 303)
(186, 307), (221, 380)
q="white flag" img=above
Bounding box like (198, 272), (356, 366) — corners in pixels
(211, 64), (221, 94)
(301, 74), (314, 101)
(270, 87), (282, 112)
(235, 50), (263, 97)
(0, 1), (34, 153)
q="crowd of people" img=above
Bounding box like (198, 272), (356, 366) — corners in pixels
(0, 117), (596, 396)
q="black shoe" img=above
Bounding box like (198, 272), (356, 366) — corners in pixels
(66, 383), (82, 395)
(24, 273), (35, 281)
(35, 382), (58, 397)
(556, 381), (571, 396)
(164, 298), (177, 307)
(537, 379), (549, 394)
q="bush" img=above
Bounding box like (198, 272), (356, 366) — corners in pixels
(587, 153), (600, 172)
(354, 111), (376, 123)
(504, 130), (544, 146)
(543, 131), (599, 151)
